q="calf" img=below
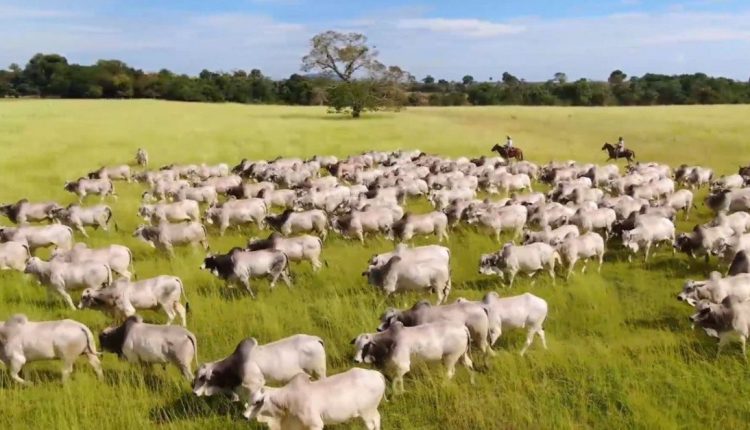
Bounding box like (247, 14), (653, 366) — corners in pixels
(243, 368), (385, 429)
(368, 244), (450, 269)
(352, 321), (472, 392)
(64, 177), (116, 201)
(363, 255), (451, 304)
(24, 257), (112, 309)
(677, 272), (750, 305)
(99, 315), (197, 380)
(51, 243), (133, 280)
(88, 165), (132, 182)
(265, 209), (328, 239)
(139, 200), (200, 224)
(0, 314), (102, 384)
(457, 292), (548, 355)
(0, 199), (62, 224)
(690, 296), (750, 358)
(391, 211), (449, 242)
(133, 222), (208, 255)
(193, 335), (326, 402)
(50, 204), (113, 237)
(479, 242), (560, 286)
(522, 225), (579, 245)
(377, 299), (494, 354)
(622, 217), (675, 262)
(175, 185), (219, 205)
(201, 248), (290, 298)
(205, 198), (267, 235)
(332, 208), (395, 242)
(554, 232), (605, 279)
(247, 232), (323, 271)
(664, 189), (695, 220)
(79, 275), (188, 326)
(0, 224), (73, 253)
(0, 241), (30, 271)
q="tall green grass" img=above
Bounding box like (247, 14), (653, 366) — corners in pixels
(1, 101), (750, 429)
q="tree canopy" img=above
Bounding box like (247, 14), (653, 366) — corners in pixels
(1, 50), (749, 108)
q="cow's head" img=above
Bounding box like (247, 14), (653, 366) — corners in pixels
(478, 252), (503, 276)
(377, 308), (401, 332)
(99, 315), (142, 357)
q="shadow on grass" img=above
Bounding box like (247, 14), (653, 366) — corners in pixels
(150, 392), (243, 424)
(279, 112), (394, 121)
(625, 314), (685, 333)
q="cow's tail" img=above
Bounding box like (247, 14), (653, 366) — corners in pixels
(80, 325), (101, 356)
(462, 325), (475, 384)
(126, 247), (135, 279)
(187, 332), (199, 368)
(552, 250), (562, 269)
(316, 236), (329, 268)
(176, 276), (190, 314)
(106, 207), (119, 232)
(21, 243), (31, 262)
(103, 264), (113, 287)
(200, 224), (210, 251)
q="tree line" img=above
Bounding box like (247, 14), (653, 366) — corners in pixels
(2, 34), (749, 113)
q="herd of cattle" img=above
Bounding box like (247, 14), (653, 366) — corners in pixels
(2, 147), (750, 428)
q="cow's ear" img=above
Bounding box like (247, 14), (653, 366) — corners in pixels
(350, 337), (357, 345)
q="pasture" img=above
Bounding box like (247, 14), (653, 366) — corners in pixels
(1, 100), (750, 430)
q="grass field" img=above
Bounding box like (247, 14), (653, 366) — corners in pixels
(1, 100), (750, 430)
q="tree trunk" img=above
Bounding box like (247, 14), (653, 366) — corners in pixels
(351, 104), (362, 118)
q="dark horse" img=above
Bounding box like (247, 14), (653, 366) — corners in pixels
(601, 142), (635, 164)
(491, 144), (524, 161)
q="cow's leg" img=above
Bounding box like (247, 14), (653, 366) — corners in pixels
(280, 269), (292, 289)
(76, 224), (89, 238)
(519, 328), (537, 356)
(174, 302), (187, 327)
(644, 243), (651, 263)
(741, 336), (748, 360)
(240, 277), (256, 298)
(311, 256), (322, 272)
(536, 326), (548, 349)
(566, 259), (576, 280)
(717, 333), (730, 358)
(581, 258), (588, 274)
(179, 362), (193, 381)
(361, 410), (381, 430)
(61, 358), (75, 382)
(57, 287), (77, 310)
(598, 252), (604, 273)
(9, 355), (29, 385)
(508, 271), (516, 287)
(86, 352), (104, 379)
(162, 304), (176, 325)
(548, 263), (556, 285)
(443, 354), (458, 379)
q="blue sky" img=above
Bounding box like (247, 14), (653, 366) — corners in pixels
(2, 0), (749, 81)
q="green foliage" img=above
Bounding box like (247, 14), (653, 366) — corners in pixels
(2, 101), (750, 429)
(2, 53), (750, 108)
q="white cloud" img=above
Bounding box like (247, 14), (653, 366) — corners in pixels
(397, 18), (525, 38)
(1, 3), (749, 81)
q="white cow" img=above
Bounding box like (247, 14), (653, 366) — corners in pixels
(479, 242), (560, 286)
(0, 314), (102, 384)
(244, 368), (386, 430)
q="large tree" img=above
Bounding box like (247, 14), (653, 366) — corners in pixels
(301, 31), (409, 118)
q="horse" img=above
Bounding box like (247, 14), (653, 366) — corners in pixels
(601, 143), (635, 164)
(491, 144), (524, 161)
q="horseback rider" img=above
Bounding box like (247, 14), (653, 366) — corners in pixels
(505, 135), (513, 149)
(616, 136), (625, 155)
